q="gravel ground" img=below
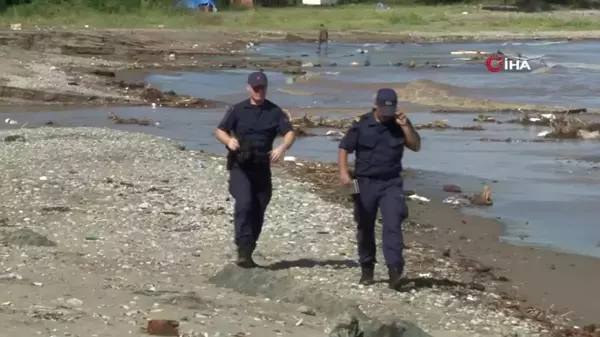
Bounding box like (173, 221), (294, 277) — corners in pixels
(0, 127), (556, 337)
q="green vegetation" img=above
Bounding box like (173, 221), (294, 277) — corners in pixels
(1, 0), (600, 31)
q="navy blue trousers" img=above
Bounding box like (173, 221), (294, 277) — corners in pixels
(228, 166), (272, 249)
(353, 177), (408, 268)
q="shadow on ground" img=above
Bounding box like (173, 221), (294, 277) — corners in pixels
(265, 258), (359, 270)
(373, 276), (486, 293)
(209, 263), (434, 337)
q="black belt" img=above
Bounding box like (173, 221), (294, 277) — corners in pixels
(356, 174), (400, 181)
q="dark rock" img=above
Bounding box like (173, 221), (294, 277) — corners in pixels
(209, 263), (353, 317)
(90, 69), (116, 77)
(442, 184), (462, 193)
(40, 206), (71, 213)
(329, 314), (433, 337)
(4, 135), (25, 143)
(209, 264), (432, 337)
(1, 228), (57, 247)
(442, 248), (451, 257)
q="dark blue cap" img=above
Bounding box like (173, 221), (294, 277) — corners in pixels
(248, 71), (268, 87)
(375, 88), (398, 117)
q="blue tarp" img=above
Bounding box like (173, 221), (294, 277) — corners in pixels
(176, 0), (217, 10)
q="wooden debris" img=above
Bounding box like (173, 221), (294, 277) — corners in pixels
(470, 185), (493, 206)
(290, 113), (354, 129)
(508, 113), (600, 140)
(414, 119), (484, 131)
(141, 87), (218, 109)
(547, 116), (600, 140)
(473, 115), (499, 123)
(285, 112), (484, 135)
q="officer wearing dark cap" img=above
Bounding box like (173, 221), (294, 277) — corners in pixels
(338, 88), (421, 290)
(215, 71), (296, 268)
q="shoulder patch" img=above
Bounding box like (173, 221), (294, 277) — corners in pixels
(353, 116), (362, 123)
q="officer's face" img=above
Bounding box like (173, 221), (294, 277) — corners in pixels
(375, 106), (395, 124)
(247, 84), (267, 102)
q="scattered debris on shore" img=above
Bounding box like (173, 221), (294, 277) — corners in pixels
(289, 113), (352, 129)
(285, 112), (485, 136)
(112, 82), (222, 109)
(414, 119), (484, 131)
(443, 185), (493, 207)
(473, 115), (500, 123)
(432, 107), (587, 114)
(508, 113), (600, 140)
(507, 113), (558, 127)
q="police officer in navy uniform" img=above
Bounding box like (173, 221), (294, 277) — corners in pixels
(215, 71), (296, 268)
(338, 88), (421, 290)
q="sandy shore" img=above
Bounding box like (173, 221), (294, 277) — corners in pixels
(0, 126), (598, 337)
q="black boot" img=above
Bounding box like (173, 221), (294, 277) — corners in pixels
(236, 246), (258, 268)
(358, 263), (375, 285)
(387, 265), (404, 290)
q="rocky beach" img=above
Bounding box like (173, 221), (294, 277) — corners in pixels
(1, 26), (600, 337)
(1, 127), (599, 337)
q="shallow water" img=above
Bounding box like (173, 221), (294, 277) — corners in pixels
(151, 40), (600, 109)
(3, 105), (600, 257)
(5, 40), (600, 258)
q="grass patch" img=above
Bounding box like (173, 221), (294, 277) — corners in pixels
(2, 3), (600, 32)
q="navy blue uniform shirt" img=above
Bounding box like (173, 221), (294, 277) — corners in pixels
(217, 99), (293, 153)
(339, 111), (405, 179)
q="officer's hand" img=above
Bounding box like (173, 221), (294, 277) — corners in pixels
(340, 171), (352, 185)
(396, 111), (409, 126)
(227, 138), (239, 151)
(270, 145), (286, 163)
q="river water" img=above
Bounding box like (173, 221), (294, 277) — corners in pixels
(2, 40), (600, 258)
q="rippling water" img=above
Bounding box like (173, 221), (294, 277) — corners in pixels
(3, 40), (600, 258)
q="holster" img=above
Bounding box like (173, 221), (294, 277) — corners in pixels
(226, 149), (236, 171)
(226, 135), (256, 170)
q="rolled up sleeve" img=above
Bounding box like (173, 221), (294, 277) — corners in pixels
(217, 106), (236, 133)
(277, 108), (294, 135)
(338, 123), (359, 153)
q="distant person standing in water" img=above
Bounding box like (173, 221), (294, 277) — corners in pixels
(317, 24), (328, 54)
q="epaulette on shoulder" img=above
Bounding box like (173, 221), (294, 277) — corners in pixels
(353, 112), (370, 123)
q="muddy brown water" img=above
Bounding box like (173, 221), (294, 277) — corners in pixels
(3, 40), (600, 259)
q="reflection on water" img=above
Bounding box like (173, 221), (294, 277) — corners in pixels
(5, 41), (600, 258)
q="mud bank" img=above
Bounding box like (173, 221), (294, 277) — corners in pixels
(2, 29), (599, 114)
(0, 30), (304, 107)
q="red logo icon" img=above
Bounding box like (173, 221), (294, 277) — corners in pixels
(486, 55), (504, 72)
